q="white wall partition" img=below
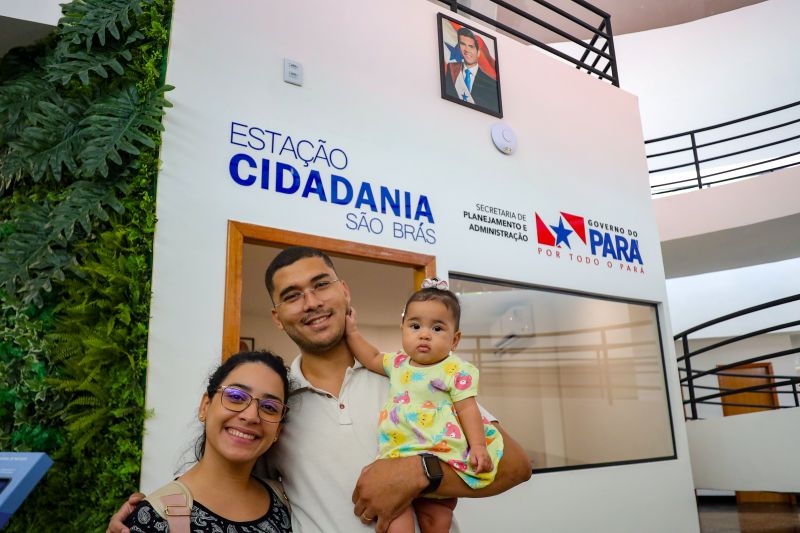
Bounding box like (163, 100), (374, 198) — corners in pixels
(143, 0), (699, 531)
(688, 409), (800, 491)
(0, 0), (61, 25)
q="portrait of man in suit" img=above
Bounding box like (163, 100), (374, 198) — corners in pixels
(439, 15), (502, 117)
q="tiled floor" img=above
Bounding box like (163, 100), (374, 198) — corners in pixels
(698, 499), (800, 533)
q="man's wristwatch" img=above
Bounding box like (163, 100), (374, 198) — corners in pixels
(419, 453), (443, 494)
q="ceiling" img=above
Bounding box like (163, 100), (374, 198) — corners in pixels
(0, 16), (54, 58)
(661, 212), (800, 278)
(1, 1), (770, 61)
(452, 0), (767, 43)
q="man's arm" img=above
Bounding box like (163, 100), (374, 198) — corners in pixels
(352, 422), (531, 533)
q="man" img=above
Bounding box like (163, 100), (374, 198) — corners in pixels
(109, 247), (530, 533)
(444, 27), (499, 113)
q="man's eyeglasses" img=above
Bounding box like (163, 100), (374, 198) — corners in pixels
(217, 386), (288, 423)
(274, 278), (341, 309)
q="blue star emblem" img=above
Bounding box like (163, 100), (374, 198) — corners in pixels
(550, 217), (574, 248)
(446, 42), (463, 63)
(461, 91), (469, 101)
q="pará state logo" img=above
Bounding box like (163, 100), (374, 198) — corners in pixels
(535, 211), (645, 274)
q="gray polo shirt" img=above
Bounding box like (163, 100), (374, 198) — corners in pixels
(267, 356), (468, 533)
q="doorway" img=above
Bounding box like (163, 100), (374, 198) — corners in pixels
(221, 220), (436, 361)
(718, 362), (778, 417)
(718, 362), (795, 505)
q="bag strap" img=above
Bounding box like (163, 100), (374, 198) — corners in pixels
(146, 480), (193, 533)
(264, 477), (291, 512)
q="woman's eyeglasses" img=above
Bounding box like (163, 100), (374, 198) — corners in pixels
(217, 386), (288, 423)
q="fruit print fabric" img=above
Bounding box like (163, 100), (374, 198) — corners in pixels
(377, 351), (504, 489)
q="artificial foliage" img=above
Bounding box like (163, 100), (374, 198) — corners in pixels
(0, 0), (172, 529)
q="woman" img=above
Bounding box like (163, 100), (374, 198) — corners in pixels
(124, 351), (292, 532)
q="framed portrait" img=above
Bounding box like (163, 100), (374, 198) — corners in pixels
(239, 337), (255, 351)
(437, 13), (503, 118)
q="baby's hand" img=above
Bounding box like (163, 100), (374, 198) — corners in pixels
(469, 445), (493, 474)
(345, 306), (358, 336)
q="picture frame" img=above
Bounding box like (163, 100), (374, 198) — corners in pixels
(437, 13), (503, 118)
(239, 336), (255, 352)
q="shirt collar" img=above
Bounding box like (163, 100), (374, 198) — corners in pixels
(288, 354), (366, 395)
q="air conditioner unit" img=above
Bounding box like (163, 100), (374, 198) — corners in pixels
(490, 304), (533, 352)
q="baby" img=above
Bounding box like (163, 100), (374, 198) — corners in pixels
(346, 278), (503, 533)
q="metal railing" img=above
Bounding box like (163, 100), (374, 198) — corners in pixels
(439, 0), (619, 86)
(675, 294), (800, 420)
(647, 100), (800, 195)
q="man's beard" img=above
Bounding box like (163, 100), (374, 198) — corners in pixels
(285, 318), (346, 354)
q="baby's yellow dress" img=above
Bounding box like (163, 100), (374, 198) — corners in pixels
(377, 351), (504, 488)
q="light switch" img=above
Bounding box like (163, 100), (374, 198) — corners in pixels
(284, 59), (303, 86)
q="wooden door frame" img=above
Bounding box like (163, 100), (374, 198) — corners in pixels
(716, 362), (793, 504)
(717, 362), (779, 416)
(222, 220), (436, 360)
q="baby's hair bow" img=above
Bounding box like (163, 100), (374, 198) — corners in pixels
(421, 277), (449, 290)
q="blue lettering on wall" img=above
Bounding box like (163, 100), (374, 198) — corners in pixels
(589, 229), (642, 264)
(331, 174), (353, 205)
(355, 182), (377, 212)
(229, 154), (435, 224)
(260, 158), (270, 189)
(626, 239), (642, 264)
(230, 122), (248, 147)
(229, 153), (257, 186)
(302, 170), (327, 201)
(248, 127), (266, 150)
(380, 186), (400, 217)
(415, 196), (434, 223)
(276, 162), (300, 194)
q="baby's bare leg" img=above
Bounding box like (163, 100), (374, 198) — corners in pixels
(412, 497), (458, 533)
(385, 505), (415, 533)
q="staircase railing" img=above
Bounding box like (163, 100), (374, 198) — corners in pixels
(647, 100), (800, 195)
(439, 0), (619, 86)
(675, 294), (800, 420)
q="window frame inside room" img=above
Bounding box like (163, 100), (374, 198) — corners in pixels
(449, 272), (679, 474)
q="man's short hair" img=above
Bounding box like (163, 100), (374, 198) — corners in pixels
(265, 246), (337, 301)
(456, 27), (478, 49)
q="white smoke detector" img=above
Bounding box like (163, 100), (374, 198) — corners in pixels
(491, 123), (517, 155)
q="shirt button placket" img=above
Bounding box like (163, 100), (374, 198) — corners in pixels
(338, 374), (353, 426)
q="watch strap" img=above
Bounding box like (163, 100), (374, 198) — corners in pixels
(420, 453), (443, 494)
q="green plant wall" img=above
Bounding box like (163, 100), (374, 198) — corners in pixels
(0, 0), (173, 529)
